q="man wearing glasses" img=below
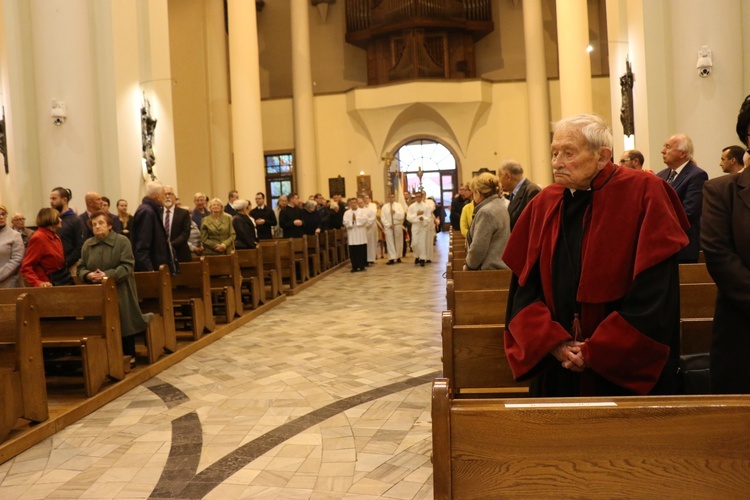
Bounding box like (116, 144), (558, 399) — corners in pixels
(11, 213), (34, 247)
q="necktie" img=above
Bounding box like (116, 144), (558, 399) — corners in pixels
(509, 192), (515, 202)
(667, 170), (677, 184)
(164, 209), (171, 239)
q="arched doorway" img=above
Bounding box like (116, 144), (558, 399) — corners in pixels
(395, 138), (458, 222)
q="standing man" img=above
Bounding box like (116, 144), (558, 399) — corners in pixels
(503, 114), (689, 397)
(131, 181), (175, 273)
(50, 187), (85, 269)
(618, 150), (648, 172)
(279, 193), (305, 238)
(719, 145), (745, 175)
(225, 190), (239, 216)
(343, 197), (369, 272)
(363, 195), (378, 265)
(657, 134), (709, 263)
(191, 192), (209, 227)
(11, 213), (34, 247)
(80, 191), (122, 239)
(163, 186), (192, 263)
(449, 184), (471, 232)
(251, 192), (277, 240)
(314, 193), (331, 230)
(700, 95), (750, 394)
(406, 190), (430, 267)
(499, 160), (542, 229)
(381, 192), (405, 265)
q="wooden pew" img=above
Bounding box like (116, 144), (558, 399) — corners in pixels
(679, 282), (717, 357)
(446, 281), (509, 325)
(431, 378), (750, 499)
(0, 279), (124, 398)
(134, 265), (177, 363)
(306, 233), (323, 276)
(450, 270), (512, 291)
(679, 263), (713, 284)
(171, 257), (215, 339)
(276, 239), (297, 291)
(323, 229), (337, 268)
(258, 240), (283, 297)
(441, 311), (528, 396)
(204, 253), (243, 323)
(290, 237), (310, 283)
(235, 248), (263, 308)
(0, 294), (48, 442)
(334, 228), (347, 262)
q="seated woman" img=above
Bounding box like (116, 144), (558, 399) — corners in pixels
(0, 204), (25, 288)
(463, 172), (510, 270)
(232, 199), (257, 249)
(200, 198), (235, 255)
(77, 211), (152, 363)
(21, 208), (73, 287)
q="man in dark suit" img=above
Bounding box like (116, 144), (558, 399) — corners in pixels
(250, 192), (277, 240)
(79, 191), (122, 239)
(164, 186), (192, 262)
(499, 160), (542, 229)
(131, 181), (176, 273)
(700, 96), (750, 394)
(279, 193), (305, 238)
(449, 184), (470, 231)
(656, 134), (708, 263)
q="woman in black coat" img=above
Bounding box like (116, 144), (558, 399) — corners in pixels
(232, 200), (257, 249)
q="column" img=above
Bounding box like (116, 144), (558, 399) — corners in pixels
(227, 0), (266, 197)
(523, 0), (552, 185)
(555, 0), (593, 116)
(290, 2), (318, 197)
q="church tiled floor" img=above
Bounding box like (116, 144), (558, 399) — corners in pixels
(0, 235), (447, 499)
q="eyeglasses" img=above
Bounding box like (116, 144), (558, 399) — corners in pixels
(0, 213), (7, 218)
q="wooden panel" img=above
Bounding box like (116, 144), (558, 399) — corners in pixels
(679, 263), (713, 284)
(680, 318), (712, 355)
(432, 380), (750, 499)
(680, 283), (717, 319)
(453, 289), (508, 325)
(451, 270), (512, 290)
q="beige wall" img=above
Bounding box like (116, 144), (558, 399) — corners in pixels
(262, 78), (612, 203)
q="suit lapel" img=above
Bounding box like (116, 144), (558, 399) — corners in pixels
(737, 169), (750, 211)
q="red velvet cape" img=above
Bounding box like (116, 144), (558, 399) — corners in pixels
(502, 163), (689, 394)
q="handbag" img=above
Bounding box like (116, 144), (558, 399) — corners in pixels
(47, 267), (75, 286)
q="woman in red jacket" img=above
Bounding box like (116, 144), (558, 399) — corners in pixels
(21, 208), (66, 287)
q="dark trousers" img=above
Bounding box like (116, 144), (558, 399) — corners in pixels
(349, 244), (367, 270)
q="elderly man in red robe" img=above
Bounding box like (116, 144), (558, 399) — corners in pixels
(503, 114), (690, 397)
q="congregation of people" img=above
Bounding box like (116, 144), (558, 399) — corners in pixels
(1, 96), (748, 396)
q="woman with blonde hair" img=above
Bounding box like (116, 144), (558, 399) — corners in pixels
(463, 172), (510, 270)
(200, 198), (235, 255)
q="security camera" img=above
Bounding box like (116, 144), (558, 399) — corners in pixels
(51, 100), (66, 126)
(697, 45), (712, 78)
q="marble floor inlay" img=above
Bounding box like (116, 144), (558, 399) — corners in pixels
(0, 233), (448, 499)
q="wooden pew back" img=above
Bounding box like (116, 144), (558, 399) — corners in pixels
(258, 240), (283, 296)
(432, 379), (750, 499)
(679, 263), (713, 284)
(236, 248), (264, 307)
(447, 282), (508, 325)
(680, 282), (717, 318)
(451, 270), (512, 290)
(171, 257), (215, 334)
(0, 279), (123, 396)
(134, 265), (177, 356)
(0, 294), (48, 441)
(204, 253), (243, 321)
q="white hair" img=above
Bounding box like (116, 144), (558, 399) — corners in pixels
(145, 181), (164, 198)
(554, 114), (613, 151)
(233, 199), (249, 211)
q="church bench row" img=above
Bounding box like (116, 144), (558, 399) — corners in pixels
(431, 378), (750, 498)
(0, 294), (48, 444)
(0, 279), (124, 398)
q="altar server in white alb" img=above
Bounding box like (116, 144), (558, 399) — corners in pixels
(424, 195), (438, 262)
(343, 197), (371, 272)
(381, 192), (405, 265)
(406, 190), (431, 267)
(363, 195), (378, 265)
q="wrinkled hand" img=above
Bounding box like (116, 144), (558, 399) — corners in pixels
(87, 269), (106, 284)
(215, 243), (227, 253)
(551, 340), (586, 372)
(39, 282), (53, 288)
